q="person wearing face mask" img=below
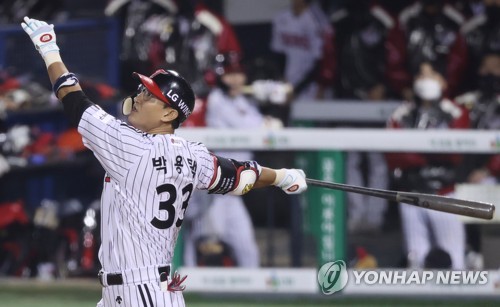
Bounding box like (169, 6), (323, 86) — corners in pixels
(399, 0), (468, 97)
(386, 62), (470, 270)
(461, 0), (500, 92)
(455, 53), (500, 269)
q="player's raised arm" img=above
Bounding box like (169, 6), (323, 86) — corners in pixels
(21, 17), (82, 100)
(21, 16), (93, 128)
(21, 17), (147, 180)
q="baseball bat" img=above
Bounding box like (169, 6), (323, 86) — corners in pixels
(305, 178), (495, 220)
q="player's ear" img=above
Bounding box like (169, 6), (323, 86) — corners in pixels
(161, 108), (179, 124)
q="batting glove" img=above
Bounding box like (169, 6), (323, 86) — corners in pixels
(273, 168), (307, 194)
(21, 16), (60, 58)
(167, 271), (187, 292)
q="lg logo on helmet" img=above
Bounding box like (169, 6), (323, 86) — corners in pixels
(40, 34), (53, 42)
(167, 89), (191, 117)
(166, 89), (179, 102)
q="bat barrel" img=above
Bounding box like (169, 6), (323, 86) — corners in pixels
(397, 192), (495, 220)
(305, 178), (496, 220)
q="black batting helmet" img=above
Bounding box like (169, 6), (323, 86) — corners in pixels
(122, 69), (195, 128)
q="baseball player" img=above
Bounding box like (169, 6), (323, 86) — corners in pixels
(21, 17), (307, 307)
(270, 0), (329, 99)
(201, 52), (264, 267)
(386, 62), (468, 270)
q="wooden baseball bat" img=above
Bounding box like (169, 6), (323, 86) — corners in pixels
(305, 178), (495, 220)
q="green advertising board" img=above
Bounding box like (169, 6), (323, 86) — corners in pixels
(296, 151), (346, 266)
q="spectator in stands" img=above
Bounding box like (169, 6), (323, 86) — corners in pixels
(105, 0), (176, 93)
(455, 52), (500, 269)
(386, 62), (469, 270)
(328, 0), (408, 233)
(457, 53), (500, 183)
(184, 53), (282, 267)
(399, 0), (468, 97)
(461, 0), (500, 91)
(270, 0), (332, 101)
(330, 0), (410, 100)
(105, 0), (241, 98)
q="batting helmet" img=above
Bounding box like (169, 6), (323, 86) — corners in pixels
(122, 69), (195, 128)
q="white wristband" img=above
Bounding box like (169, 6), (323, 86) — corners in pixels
(43, 52), (62, 68)
(273, 169), (287, 186)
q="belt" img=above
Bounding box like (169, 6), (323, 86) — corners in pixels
(98, 266), (170, 286)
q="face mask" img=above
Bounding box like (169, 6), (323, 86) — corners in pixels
(413, 78), (442, 101)
(478, 74), (500, 98)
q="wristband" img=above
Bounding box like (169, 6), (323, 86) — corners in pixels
(53, 72), (79, 97)
(44, 52), (62, 68)
(273, 169), (287, 186)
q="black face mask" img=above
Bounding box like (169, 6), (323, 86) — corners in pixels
(478, 74), (500, 98)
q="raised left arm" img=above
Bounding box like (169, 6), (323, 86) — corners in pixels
(21, 16), (82, 100)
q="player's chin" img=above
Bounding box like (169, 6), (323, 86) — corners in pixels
(127, 113), (139, 126)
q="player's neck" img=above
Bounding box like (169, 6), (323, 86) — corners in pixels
(146, 126), (175, 135)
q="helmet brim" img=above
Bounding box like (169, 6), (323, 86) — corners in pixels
(132, 72), (172, 106)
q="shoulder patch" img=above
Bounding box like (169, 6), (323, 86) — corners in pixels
(169, 135), (184, 147)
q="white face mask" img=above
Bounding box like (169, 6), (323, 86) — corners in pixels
(413, 78), (442, 101)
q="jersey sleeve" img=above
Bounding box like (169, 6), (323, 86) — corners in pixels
(190, 142), (215, 190)
(78, 105), (149, 179)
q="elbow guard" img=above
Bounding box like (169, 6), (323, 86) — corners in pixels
(208, 155), (262, 196)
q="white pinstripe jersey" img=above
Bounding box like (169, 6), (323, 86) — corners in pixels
(78, 105), (215, 273)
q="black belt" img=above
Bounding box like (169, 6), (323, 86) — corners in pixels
(98, 266), (170, 286)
